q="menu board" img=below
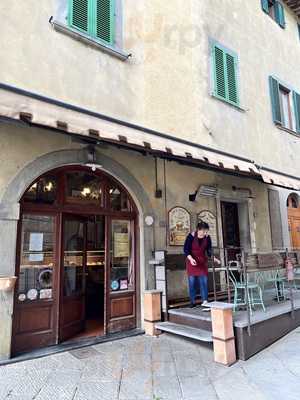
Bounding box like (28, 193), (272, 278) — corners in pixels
(169, 207), (191, 246)
(198, 210), (218, 247)
(114, 233), (130, 258)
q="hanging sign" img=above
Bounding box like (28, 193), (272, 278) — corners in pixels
(197, 210), (218, 247)
(168, 207), (191, 246)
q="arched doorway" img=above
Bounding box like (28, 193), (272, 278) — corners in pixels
(12, 165), (139, 355)
(287, 193), (300, 250)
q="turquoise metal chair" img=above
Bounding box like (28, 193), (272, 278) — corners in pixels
(264, 269), (286, 302)
(229, 270), (265, 313)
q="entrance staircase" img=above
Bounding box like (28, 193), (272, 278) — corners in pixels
(155, 307), (213, 343)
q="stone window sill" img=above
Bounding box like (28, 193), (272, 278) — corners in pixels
(51, 20), (131, 62)
(211, 93), (247, 113)
(276, 124), (300, 138)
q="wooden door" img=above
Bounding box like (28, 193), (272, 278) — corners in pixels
(106, 218), (136, 334)
(12, 213), (58, 355)
(221, 202), (241, 261)
(59, 215), (87, 341)
(288, 210), (300, 250)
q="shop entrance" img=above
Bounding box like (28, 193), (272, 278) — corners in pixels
(221, 201), (241, 261)
(12, 166), (138, 355)
(287, 194), (300, 249)
(60, 214), (105, 342)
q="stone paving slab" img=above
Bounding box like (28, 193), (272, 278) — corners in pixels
(1, 328), (300, 400)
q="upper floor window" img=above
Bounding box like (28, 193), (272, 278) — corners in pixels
(68, 0), (115, 45)
(211, 42), (239, 107)
(269, 76), (300, 134)
(261, 0), (286, 29)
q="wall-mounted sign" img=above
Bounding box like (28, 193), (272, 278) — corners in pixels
(198, 210), (218, 247)
(169, 207), (191, 246)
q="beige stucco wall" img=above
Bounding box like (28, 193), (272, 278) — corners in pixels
(0, 1), (300, 177)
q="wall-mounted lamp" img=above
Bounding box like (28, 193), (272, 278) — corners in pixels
(189, 185), (218, 201)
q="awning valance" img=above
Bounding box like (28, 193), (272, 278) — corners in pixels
(0, 84), (259, 177)
(261, 169), (300, 191)
(0, 83), (299, 192)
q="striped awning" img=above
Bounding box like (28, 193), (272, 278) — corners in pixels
(261, 169), (300, 191)
(1, 83), (300, 192)
(0, 84), (259, 176)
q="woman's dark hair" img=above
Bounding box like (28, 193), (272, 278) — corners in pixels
(197, 221), (209, 231)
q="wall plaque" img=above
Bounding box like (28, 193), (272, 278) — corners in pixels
(169, 207), (191, 246)
(198, 210), (218, 247)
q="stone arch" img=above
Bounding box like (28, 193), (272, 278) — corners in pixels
(0, 147), (155, 359)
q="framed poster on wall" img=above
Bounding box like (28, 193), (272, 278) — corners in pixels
(197, 210), (218, 247)
(168, 207), (191, 246)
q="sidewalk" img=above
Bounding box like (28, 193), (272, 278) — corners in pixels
(1, 327), (300, 400)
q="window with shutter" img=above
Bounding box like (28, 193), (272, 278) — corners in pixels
(69, 0), (115, 45)
(274, 1), (285, 28)
(96, 0), (114, 44)
(293, 91), (300, 133)
(269, 76), (282, 124)
(261, 0), (285, 29)
(69, 0), (89, 34)
(212, 43), (239, 107)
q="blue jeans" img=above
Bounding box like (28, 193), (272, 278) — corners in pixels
(188, 275), (208, 304)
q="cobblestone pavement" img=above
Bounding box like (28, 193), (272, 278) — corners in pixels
(1, 327), (300, 400)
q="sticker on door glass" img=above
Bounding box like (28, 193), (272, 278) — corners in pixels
(18, 293), (26, 302)
(111, 280), (119, 291)
(27, 289), (38, 300)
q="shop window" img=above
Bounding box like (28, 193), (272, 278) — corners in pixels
(65, 171), (103, 205)
(109, 185), (131, 211)
(110, 220), (133, 292)
(23, 175), (58, 204)
(18, 215), (55, 302)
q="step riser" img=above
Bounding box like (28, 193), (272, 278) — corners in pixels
(168, 313), (212, 331)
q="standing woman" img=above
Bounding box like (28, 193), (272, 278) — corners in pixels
(184, 221), (220, 308)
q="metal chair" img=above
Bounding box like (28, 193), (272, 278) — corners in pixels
(229, 269), (265, 313)
(264, 269), (286, 302)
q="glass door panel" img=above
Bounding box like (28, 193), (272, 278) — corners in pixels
(63, 219), (84, 297)
(59, 215), (86, 342)
(107, 218), (136, 334)
(13, 214), (57, 354)
(110, 220), (133, 292)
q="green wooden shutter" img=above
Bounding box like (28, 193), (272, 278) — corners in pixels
(95, 0), (114, 44)
(269, 76), (282, 124)
(293, 91), (300, 133)
(261, 0), (269, 13)
(226, 53), (238, 105)
(274, 1), (286, 28)
(213, 45), (226, 100)
(69, 0), (90, 34)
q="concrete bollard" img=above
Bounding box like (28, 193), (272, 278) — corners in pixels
(144, 290), (162, 336)
(208, 302), (236, 366)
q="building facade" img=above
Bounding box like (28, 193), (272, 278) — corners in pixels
(0, 0), (300, 359)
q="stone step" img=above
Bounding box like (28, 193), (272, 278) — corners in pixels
(168, 307), (212, 331)
(155, 322), (213, 343)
